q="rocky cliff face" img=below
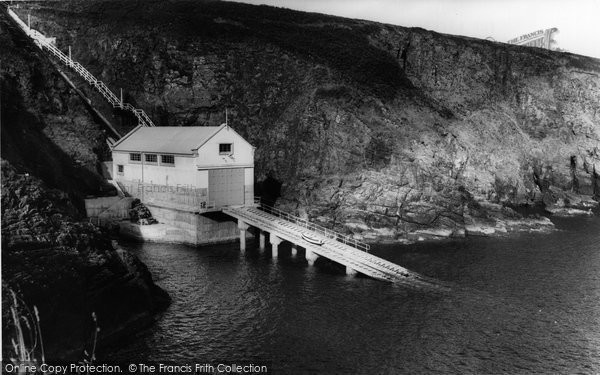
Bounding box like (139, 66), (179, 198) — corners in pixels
(1, 9), (170, 360)
(15, 0), (600, 240)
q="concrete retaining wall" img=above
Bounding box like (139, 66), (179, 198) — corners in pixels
(85, 196), (122, 217)
(119, 222), (204, 245)
(86, 196), (133, 218)
(144, 204), (239, 245)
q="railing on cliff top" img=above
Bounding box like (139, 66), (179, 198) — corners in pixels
(253, 197), (371, 253)
(7, 7), (155, 127)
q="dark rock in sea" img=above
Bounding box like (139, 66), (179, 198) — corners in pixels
(129, 199), (158, 225)
(542, 185), (598, 216)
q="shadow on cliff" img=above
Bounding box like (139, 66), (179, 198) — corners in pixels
(1, 75), (113, 217)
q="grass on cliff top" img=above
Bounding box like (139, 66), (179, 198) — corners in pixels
(35, 0), (415, 99)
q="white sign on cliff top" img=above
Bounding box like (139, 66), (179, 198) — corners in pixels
(507, 28), (559, 50)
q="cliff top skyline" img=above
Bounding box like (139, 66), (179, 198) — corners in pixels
(234, 0), (600, 59)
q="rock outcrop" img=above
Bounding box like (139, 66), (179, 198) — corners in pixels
(12, 1), (600, 242)
(1, 9), (169, 360)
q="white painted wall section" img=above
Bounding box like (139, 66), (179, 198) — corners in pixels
(197, 127), (254, 169)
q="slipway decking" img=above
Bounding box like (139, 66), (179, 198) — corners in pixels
(223, 202), (444, 289)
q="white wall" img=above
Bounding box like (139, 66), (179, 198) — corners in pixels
(245, 167), (255, 203)
(196, 170), (208, 189)
(244, 167), (254, 187)
(197, 127), (254, 168)
(113, 152), (199, 188)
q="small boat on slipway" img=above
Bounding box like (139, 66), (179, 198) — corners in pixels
(302, 232), (324, 246)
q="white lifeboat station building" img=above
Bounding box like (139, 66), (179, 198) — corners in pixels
(112, 124), (254, 208)
(110, 124), (255, 244)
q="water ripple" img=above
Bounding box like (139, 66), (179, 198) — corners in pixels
(105, 215), (600, 373)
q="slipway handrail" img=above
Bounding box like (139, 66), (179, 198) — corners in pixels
(253, 197), (370, 252)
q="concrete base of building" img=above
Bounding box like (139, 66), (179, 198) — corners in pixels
(118, 221), (240, 246)
(117, 204), (242, 246)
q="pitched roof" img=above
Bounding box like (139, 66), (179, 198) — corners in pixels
(111, 125), (225, 155)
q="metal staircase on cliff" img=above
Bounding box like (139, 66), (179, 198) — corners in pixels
(6, 7), (155, 128)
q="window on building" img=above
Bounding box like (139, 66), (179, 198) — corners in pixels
(117, 165), (124, 175)
(161, 154), (175, 165)
(129, 153), (141, 162)
(219, 143), (233, 154)
(145, 154), (157, 163)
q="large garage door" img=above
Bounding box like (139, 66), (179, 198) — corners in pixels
(209, 168), (244, 207)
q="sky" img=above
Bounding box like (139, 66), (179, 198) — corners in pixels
(231, 0), (600, 59)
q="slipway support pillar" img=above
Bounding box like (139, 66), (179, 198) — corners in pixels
(346, 266), (358, 276)
(259, 231), (266, 251)
(238, 220), (250, 252)
(306, 249), (318, 266)
(270, 234), (282, 258)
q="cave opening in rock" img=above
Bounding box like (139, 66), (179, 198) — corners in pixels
(256, 175), (282, 207)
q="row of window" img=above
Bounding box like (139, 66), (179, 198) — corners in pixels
(125, 144), (233, 168)
(130, 153), (175, 165)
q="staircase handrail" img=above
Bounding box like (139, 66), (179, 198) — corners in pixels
(253, 197), (370, 252)
(9, 9), (157, 127)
